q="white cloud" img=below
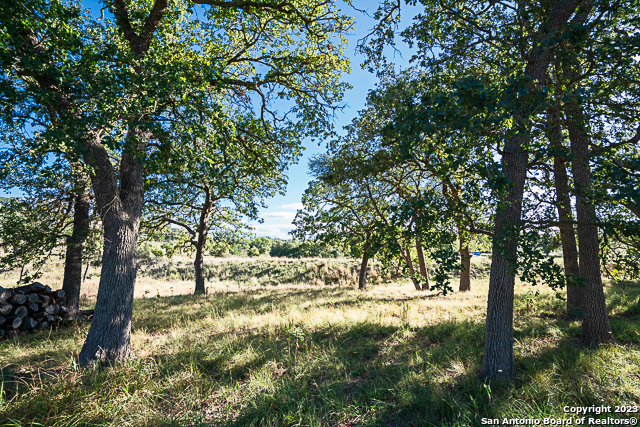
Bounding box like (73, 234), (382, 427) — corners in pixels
(252, 223), (294, 239)
(260, 211), (297, 220)
(279, 202), (304, 210)
(244, 202), (303, 239)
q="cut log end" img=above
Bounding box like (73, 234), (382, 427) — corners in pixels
(0, 284), (71, 340)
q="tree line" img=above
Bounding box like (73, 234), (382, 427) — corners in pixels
(137, 234), (345, 261)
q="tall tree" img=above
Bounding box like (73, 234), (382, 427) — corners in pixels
(564, 98), (614, 344)
(294, 86), (463, 292)
(293, 155), (386, 291)
(1, 0), (351, 365)
(545, 97), (582, 318)
(368, 70), (495, 293)
(0, 1), (96, 316)
(363, 0), (589, 379)
(143, 132), (287, 295)
(478, 0), (586, 380)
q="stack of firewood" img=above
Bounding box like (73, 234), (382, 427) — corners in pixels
(0, 282), (69, 338)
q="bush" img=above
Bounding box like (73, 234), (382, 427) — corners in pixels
(161, 242), (175, 259)
(247, 246), (261, 257)
(138, 243), (164, 264)
(150, 246), (165, 258)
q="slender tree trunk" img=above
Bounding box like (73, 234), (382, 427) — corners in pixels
(78, 128), (146, 365)
(415, 239), (429, 290)
(401, 245), (421, 290)
(562, 227), (584, 316)
(565, 102), (614, 346)
(442, 187), (471, 292)
(481, 0), (585, 380)
(546, 103), (582, 318)
(358, 245), (370, 291)
(62, 189), (91, 318)
(459, 234), (471, 292)
(194, 184), (213, 295)
(83, 262), (90, 282)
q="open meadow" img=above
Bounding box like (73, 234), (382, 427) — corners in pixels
(1, 257), (639, 427)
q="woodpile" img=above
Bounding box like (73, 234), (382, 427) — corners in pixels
(0, 282), (70, 338)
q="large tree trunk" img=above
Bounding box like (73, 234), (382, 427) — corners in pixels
(459, 235), (471, 292)
(546, 103), (582, 318)
(415, 239), (429, 290)
(193, 184), (213, 295)
(481, 132), (528, 381)
(77, 0), (168, 365)
(15, 0), (168, 366)
(78, 129), (146, 365)
(481, 0), (585, 380)
(79, 213), (140, 364)
(194, 234), (208, 295)
(565, 102), (614, 346)
(62, 189), (91, 318)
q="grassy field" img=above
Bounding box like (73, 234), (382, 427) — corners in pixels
(0, 257), (639, 426)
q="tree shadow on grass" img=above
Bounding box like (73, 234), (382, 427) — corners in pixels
(3, 288), (640, 427)
(0, 318), (483, 426)
(220, 325), (637, 427)
(605, 287), (640, 344)
(129, 285), (468, 336)
(130, 286), (362, 333)
(605, 285), (640, 315)
(154, 320), (491, 427)
(204, 321), (557, 427)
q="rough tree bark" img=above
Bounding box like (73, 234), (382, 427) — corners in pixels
(459, 234), (471, 292)
(8, 0), (167, 365)
(62, 188), (91, 318)
(77, 0), (168, 365)
(194, 184), (214, 295)
(481, 130), (528, 380)
(481, 0), (585, 380)
(546, 103), (582, 318)
(78, 127), (147, 365)
(415, 239), (430, 290)
(565, 101), (614, 346)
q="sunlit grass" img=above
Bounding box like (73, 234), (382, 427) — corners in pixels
(1, 259), (639, 426)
